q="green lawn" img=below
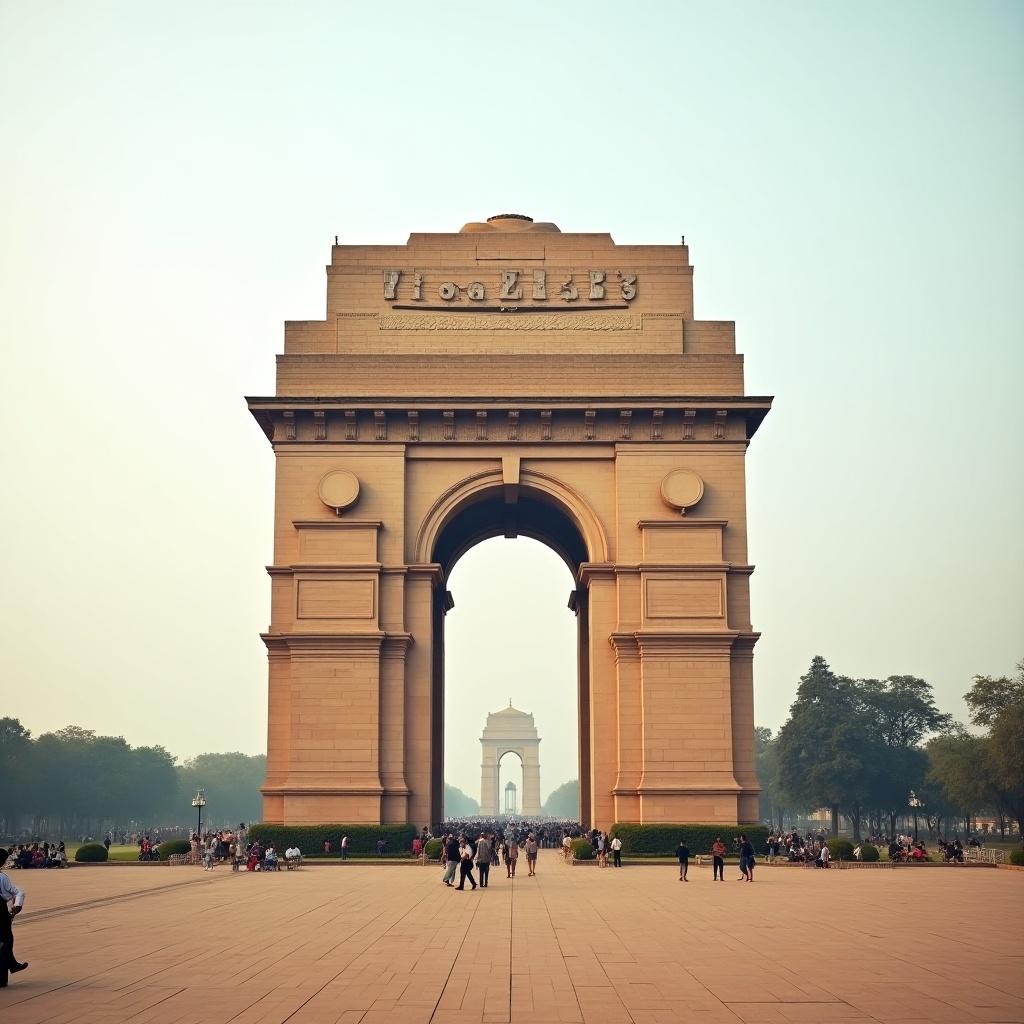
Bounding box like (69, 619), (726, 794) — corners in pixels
(64, 843), (146, 862)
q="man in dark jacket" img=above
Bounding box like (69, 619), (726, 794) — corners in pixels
(676, 839), (690, 882)
(442, 835), (460, 886)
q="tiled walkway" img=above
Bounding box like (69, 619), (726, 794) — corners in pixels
(1, 855), (1022, 1023)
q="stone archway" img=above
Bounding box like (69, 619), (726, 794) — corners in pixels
(248, 213), (772, 830)
(479, 706), (542, 817)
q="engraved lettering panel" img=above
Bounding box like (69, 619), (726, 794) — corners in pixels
(644, 577), (724, 619)
(296, 579), (375, 619)
(642, 526), (722, 563)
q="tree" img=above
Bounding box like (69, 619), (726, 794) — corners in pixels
(988, 702), (1024, 839)
(0, 718), (33, 837)
(964, 661), (1024, 727)
(858, 675), (952, 836)
(956, 662), (1024, 841)
(926, 729), (993, 834)
(774, 656), (876, 837)
(177, 753), (266, 827)
(443, 782), (479, 818)
(542, 780), (579, 818)
(754, 728), (786, 829)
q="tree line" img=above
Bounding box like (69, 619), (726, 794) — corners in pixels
(757, 656), (1023, 841)
(0, 720), (266, 839)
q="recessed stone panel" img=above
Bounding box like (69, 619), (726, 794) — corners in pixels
(296, 579), (375, 620)
(642, 524), (722, 563)
(296, 527), (378, 564)
(644, 577), (724, 619)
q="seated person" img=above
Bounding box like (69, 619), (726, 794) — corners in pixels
(264, 845), (279, 870)
(285, 845), (302, 865)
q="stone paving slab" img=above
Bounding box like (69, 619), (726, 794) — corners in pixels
(1, 856), (1021, 1023)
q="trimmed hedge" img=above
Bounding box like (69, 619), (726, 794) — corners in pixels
(424, 838), (443, 861)
(247, 824), (417, 857)
(75, 842), (109, 863)
(157, 839), (191, 860)
(610, 824), (769, 856)
(827, 838), (854, 860)
(1009, 848), (1024, 866)
(859, 843), (880, 862)
(570, 838), (595, 860)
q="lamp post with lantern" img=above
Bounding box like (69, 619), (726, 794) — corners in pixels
(909, 791), (922, 843)
(192, 789), (206, 839)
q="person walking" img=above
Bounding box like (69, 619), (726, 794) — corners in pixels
(610, 834), (622, 868)
(711, 837), (726, 881)
(456, 837), (477, 891)
(442, 835), (460, 886)
(525, 834), (538, 876)
(475, 833), (492, 888)
(738, 834), (755, 882)
(0, 849), (28, 988)
(676, 838), (690, 881)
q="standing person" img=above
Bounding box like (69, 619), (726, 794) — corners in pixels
(475, 833), (492, 888)
(711, 837), (726, 881)
(676, 838), (690, 881)
(0, 849), (28, 988)
(525, 834), (538, 877)
(506, 837), (519, 878)
(456, 837), (477, 891)
(610, 834), (622, 868)
(739, 834), (755, 882)
(340, 835), (349, 861)
(596, 832), (606, 868)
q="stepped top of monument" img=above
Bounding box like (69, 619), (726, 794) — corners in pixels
(247, 216), (773, 432)
(460, 214), (562, 233)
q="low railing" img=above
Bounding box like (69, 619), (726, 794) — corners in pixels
(965, 847), (1006, 865)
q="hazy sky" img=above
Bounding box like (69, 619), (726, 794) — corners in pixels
(1, 2), (1021, 803)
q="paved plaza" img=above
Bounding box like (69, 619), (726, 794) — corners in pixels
(2, 855), (1022, 1024)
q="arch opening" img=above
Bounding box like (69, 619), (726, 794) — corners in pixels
(498, 750), (523, 816)
(433, 484), (591, 828)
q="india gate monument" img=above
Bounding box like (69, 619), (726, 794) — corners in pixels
(247, 213), (771, 830)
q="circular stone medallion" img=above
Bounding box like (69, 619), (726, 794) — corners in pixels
(661, 469), (704, 513)
(318, 470), (360, 512)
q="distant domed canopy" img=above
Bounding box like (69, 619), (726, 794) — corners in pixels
(460, 213), (561, 233)
(491, 703), (534, 719)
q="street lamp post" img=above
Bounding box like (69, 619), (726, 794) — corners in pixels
(909, 792), (922, 842)
(192, 789), (206, 838)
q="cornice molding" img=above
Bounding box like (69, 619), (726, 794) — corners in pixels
(261, 632), (386, 658)
(292, 519), (384, 531)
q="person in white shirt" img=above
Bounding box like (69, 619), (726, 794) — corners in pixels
(610, 835), (623, 868)
(0, 848), (28, 987)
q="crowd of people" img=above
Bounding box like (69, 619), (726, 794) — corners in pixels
(3, 842), (68, 869)
(434, 828), (542, 889)
(764, 831), (836, 865)
(439, 818), (582, 850)
(182, 825), (299, 871)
